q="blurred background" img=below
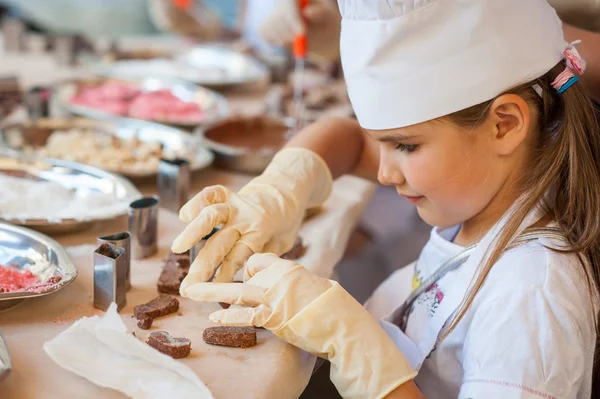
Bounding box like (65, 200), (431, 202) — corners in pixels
(0, 0), (430, 304)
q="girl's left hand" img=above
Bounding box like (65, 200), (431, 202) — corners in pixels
(183, 253), (417, 399)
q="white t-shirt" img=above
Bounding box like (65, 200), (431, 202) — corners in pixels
(366, 225), (597, 398)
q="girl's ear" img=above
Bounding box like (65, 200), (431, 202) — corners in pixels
(486, 94), (532, 156)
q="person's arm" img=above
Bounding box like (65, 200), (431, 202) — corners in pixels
(563, 23), (600, 102)
(384, 381), (426, 399)
(286, 117), (380, 181)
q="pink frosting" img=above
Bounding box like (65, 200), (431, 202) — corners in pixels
(0, 264), (40, 292)
(70, 82), (205, 123)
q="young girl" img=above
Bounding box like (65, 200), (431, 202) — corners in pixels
(171, 0), (600, 397)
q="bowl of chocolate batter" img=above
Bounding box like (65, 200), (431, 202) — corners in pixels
(197, 115), (293, 174)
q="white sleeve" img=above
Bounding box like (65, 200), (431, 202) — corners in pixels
(458, 288), (588, 399)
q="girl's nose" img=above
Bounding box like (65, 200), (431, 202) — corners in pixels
(377, 151), (405, 186)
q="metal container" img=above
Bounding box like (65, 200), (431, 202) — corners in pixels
(54, 77), (229, 127)
(2, 18), (25, 53)
(158, 158), (190, 214)
(53, 35), (77, 66)
(0, 117), (214, 179)
(0, 149), (141, 234)
(129, 197), (159, 259)
(0, 332), (11, 382)
(196, 116), (294, 174)
(0, 222), (77, 310)
(24, 86), (52, 121)
(93, 242), (127, 312)
(97, 232), (131, 291)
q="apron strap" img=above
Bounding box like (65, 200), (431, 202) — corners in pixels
(395, 227), (567, 331)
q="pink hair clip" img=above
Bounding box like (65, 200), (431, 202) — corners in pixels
(564, 40), (586, 75)
(551, 41), (586, 94)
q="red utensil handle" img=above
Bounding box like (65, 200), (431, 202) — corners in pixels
(294, 0), (310, 58)
(173, 0), (191, 10)
(294, 36), (307, 58)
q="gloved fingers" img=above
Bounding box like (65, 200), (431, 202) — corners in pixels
(179, 228), (240, 293)
(213, 241), (254, 283)
(179, 184), (229, 223)
(237, 229), (272, 255)
(261, 236), (288, 257)
(184, 281), (266, 307)
(243, 254), (303, 290)
(209, 304), (273, 328)
(243, 253), (283, 282)
(171, 203), (230, 253)
(271, 228), (299, 255)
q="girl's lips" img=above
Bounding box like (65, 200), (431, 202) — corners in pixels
(401, 195), (425, 204)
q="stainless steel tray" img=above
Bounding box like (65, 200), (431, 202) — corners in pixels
(0, 117), (214, 179)
(0, 222), (77, 310)
(0, 149), (142, 234)
(94, 46), (270, 88)
(54, 76), (229, 127)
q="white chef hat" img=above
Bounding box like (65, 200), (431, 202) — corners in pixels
(339, 0), (566, 130)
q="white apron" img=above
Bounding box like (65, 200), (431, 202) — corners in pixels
(366, 200), (548, 371)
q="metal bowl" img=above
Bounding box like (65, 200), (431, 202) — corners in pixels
(54, 76), (229, 127)
(95, 45), (270, 88)
(196, 116), (293, 175)
(0, 117), (214, 179)
(0, 149), (142, 234)
(0, 222), (77, 310)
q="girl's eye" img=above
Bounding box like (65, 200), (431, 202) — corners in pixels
(395, 143), (419, 153)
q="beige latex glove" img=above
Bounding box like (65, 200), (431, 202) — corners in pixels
(171, 147), (332, 288)
(547, 0), (600, 31)
(259, 0), (341, 63)
(184, 254), (417, 399)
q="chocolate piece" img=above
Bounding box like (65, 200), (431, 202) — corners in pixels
(219, 281), (243, 309)
(157, 261), (188, 295)
(157, 251), (191, 295)
(134, 295), (179, 320)
(203, 326), (257, 348)
(281, 237), (305, 260)
(137, 317), (153, 330)
(166, 251), (190, 269)
(147, 331), (191, 359)
(96, 242), (122, 259)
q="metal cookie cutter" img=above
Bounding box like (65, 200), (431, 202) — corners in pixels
(0, 332), (11, 383)
(25, 86), (52, 121)
(98, 232), (131, 291)
(53, 35), (77, 66)
(157, 158), (190, 214)
(2, 18), (25, 53)
(129, 196), (159, 260)
(94, 243), (127, 312)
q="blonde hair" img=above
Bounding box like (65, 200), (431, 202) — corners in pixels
(444, 62), (600, 392)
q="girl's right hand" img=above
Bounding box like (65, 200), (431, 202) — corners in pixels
(171, 147), (333, 289)
(184, 253), (417, 399)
